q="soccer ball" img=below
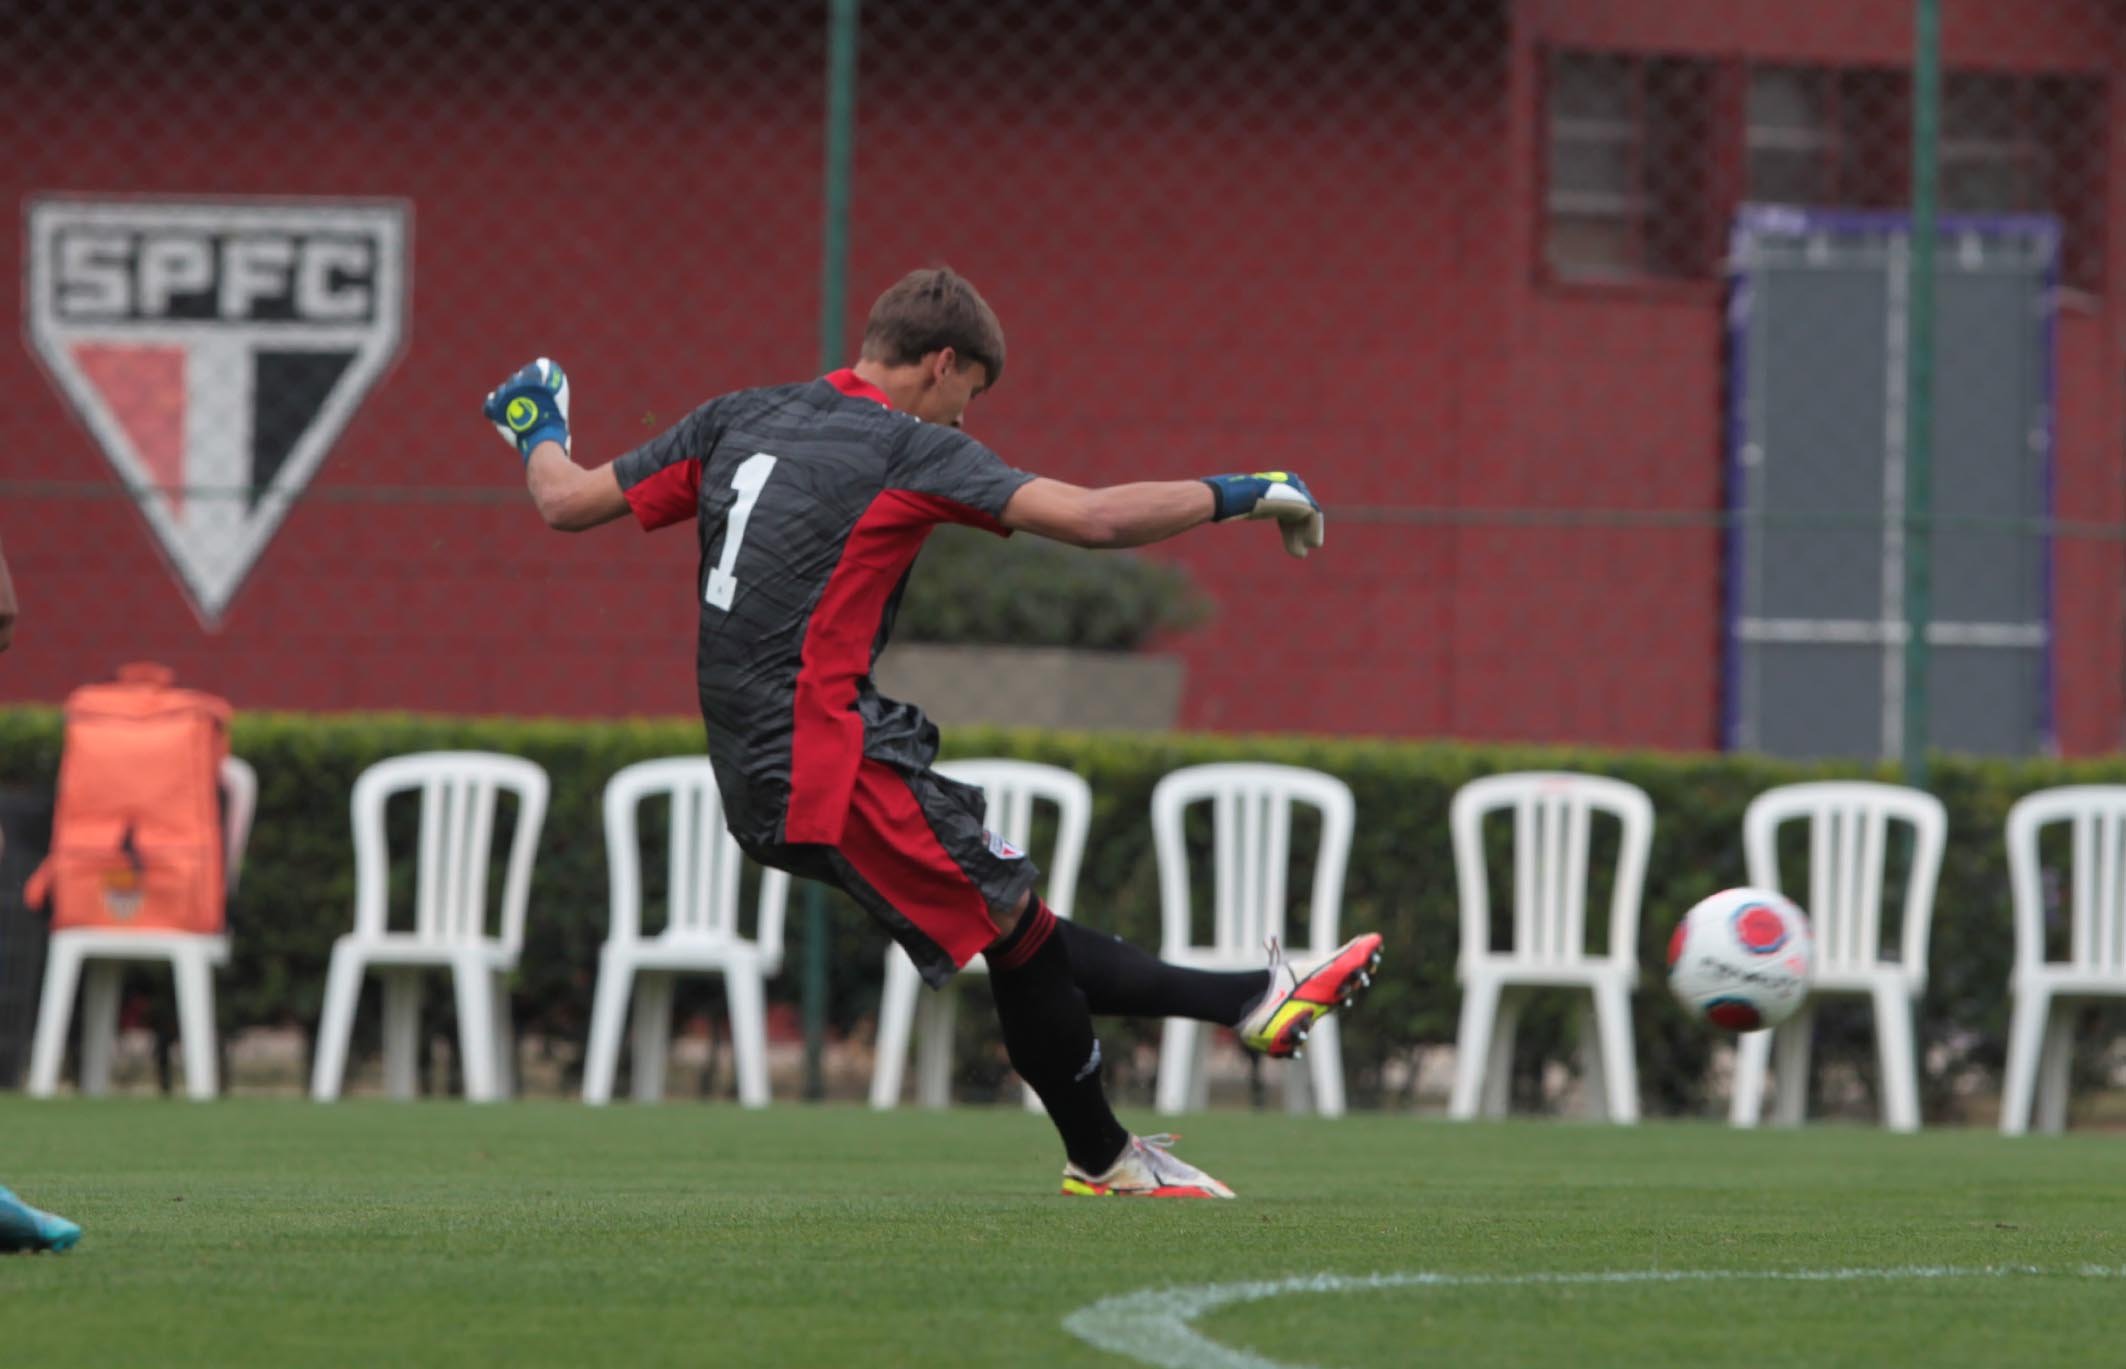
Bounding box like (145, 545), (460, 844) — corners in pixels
(1666, 887), (1814, 1032)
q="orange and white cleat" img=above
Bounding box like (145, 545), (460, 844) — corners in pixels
(1234, 933), (1385, 1059)
(1061, 1134), (1235, 1199)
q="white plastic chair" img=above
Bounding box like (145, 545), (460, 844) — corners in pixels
(1447, 772), (1652, 1124)
(309, 752), (548, 1104)
(582, 758), (790, 1108)
(1999, 786), (2126, 1136)
(1728, 781), (1945, 1133)
(868, 759), (1092, 1111)
(1152, 763), (1356, 1117)
(28, 756), (256, 1101)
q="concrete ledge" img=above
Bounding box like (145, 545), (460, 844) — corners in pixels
(872, 645), (1184, 731)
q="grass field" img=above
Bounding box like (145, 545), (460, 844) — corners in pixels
(4, 1097), (2124, 1367)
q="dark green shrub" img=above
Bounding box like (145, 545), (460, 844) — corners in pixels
(894, 525), (1210, 650)
(3, 703), (2119, 1117)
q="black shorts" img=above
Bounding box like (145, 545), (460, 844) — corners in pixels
(745, 758), (1041, 987)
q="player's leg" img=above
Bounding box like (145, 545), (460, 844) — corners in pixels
(823, 764), (1126, 1171)
(980, 895), (1132, 1177)
(1054, 909), (1386, 1058)
(1037, 905), (1384, 1059)
(1050, 918), (1268, 1023)
(831, 761), (1229, 1196)
(983, 898), (1234, 1197)
(0, 1185), (80, 1253)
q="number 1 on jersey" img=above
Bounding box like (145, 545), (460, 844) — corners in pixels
(704, 452), (778, 610)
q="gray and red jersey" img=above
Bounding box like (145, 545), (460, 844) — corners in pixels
(613, 370), (1035, 851)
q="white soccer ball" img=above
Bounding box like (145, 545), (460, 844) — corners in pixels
(1666, 887), (1814, 1032)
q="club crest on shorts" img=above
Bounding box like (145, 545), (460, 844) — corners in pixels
(984, 829), (1024, 860)
(25, 197), (410, 626)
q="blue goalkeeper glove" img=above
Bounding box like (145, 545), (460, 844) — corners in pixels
(1202, 470), (1326, 559)
(482, 357), (572, 461)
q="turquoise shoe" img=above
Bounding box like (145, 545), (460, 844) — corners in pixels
(0, 1186), (81, 1253)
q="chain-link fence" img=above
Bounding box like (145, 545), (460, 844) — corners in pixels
(3, 0), (2117, 761)
(3, 0), (2124, 1111)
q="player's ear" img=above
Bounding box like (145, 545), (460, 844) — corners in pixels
(927, 346), (958, 386)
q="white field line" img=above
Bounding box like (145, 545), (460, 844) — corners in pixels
(1061, 1265), (2126, 1369)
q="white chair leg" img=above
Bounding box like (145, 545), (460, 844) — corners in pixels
(382, 970), (421, 1101)
(1285, 1049), (1314, 1115)
(1447, 975), (1501, 1121)
(630, 972), (674, 1104)
(450, 958), (499, 1103)
(171, 949), (220, 1100)
(1872, 986), (1921, 1133)
(2035, 1001), (2076, 1135)
(1307, 1015), (1346, 1118)
(1771, 1008), (1815, 1127)
(726, 969), (771, 1109)
(582, 948), (633, 1106)
(915, 984), (958, 1109)
(310, 942), (366, 1102)
(1576, 997), (1609, 1121)
(1998, 985), (2050, 1136)
(490, 972), (516, 1099)
(1590, 978), (1639, 1124)
(1482, 990), (1523, 1119)
(79, 960), (121, 1097)
(1729, 1026), (1774, 1127)
(27, 935), (86, 1098)
(1155, 1017), (1199, 1115)
(1190, 1025), (1214, 1111)
(868, 950), (922, 1110)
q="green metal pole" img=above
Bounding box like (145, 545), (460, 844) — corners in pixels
(819, 0), (860, 377)
(1901, 0), (1940, 788)
(803, 0), (860, 1103)
(801, 883), (829, 1102)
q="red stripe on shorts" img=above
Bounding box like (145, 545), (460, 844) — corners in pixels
(836, 759), (1000, 971)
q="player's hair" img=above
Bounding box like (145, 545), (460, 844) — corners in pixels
(859, 267), (1006, 388)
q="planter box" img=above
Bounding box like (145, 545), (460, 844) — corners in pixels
(871, 645), (1185, 732)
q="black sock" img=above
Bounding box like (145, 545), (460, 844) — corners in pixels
(1054, 917), (1272, 1025)
(987, 903), (1131, 1174)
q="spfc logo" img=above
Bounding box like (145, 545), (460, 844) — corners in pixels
(26, 197), (409, 625)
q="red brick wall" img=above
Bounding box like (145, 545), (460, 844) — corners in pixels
(2, 1), (2119, 753)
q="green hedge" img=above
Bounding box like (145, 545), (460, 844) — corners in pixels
(3, 705), (2121, 1116)
(894, 525), (1210, 650)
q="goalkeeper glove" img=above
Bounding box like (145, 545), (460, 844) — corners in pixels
(482, 357), (572, 461)
(1201, 470), (1326, 559)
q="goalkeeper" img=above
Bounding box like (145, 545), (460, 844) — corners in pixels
(482, 268), (1381, 1198)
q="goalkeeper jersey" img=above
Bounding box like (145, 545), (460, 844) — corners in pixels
(612, 370), (1035, 849)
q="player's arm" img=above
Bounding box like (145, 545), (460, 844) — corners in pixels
(1002, 470), (1327, 558)
(1001, 477), (1213, 549)
(480, 358), (629, 532)
(524, 443), (629, 532)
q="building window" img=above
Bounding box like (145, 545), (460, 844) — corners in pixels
(1745, 67), (1839, 206)
(1941, 73), (2045, 212)
(1546, 54), (2106, 293)
(1744, 66), (1909, 211)
(1544, 50), (1717, 282)
(1940, 72), (2106, 291)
